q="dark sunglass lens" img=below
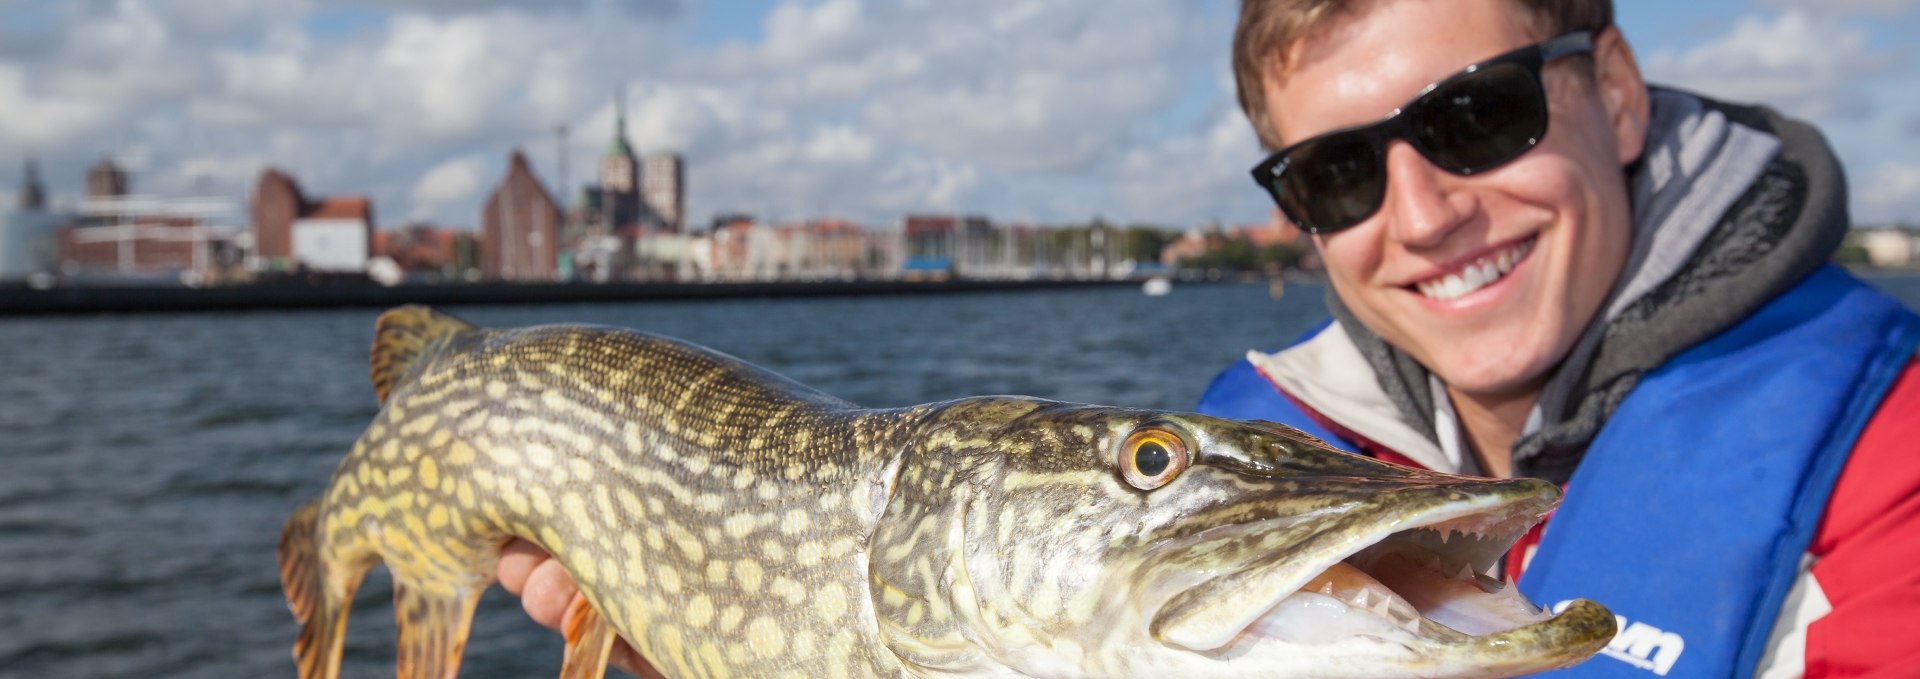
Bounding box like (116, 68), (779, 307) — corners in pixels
(1409, 61), (1547, 172)
(1279, 133), (1385, 231)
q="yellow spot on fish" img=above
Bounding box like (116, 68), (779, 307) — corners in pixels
(529, 486), (554, 517)
(448, 440), (476, 465)
(717, 604), (744, 633)
(685, 594), (713, 628)
(780, 508), (810, 536)
(771, 576), (805, 606)
(813, 584), (849, 620)
(416, 456), (439, 487)
(795, 540), (825, 566)
(426, 504), (449, 529)
(746, 617), (786, 658)
(657, 564), (682, 594)
(734, 560), (763, 592)
(485, 381), (508, 398)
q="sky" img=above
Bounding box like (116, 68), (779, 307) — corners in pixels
(2, 0), (1919, 231)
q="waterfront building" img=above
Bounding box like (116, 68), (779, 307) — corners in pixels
(374, 223), (481, 283)
(643, 152), (684, 232)
(900, 214), (992, 280)
(60, 195), (243, 285)
(248, 168), (376, 273)
(482, 150), (561, 282)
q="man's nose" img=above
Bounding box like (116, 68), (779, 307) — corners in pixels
(1381, 141), (1471, 248)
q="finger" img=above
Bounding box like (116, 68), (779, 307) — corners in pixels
(497, 538), (549, 596)
(518, 556), (580, 630)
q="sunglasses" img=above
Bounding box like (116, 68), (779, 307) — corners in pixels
(1250, 31), (1595, 234)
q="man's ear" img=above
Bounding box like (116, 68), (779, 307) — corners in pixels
(1591, 25), (1651, 167)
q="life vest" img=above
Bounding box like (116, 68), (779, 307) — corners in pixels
(1196, 265), (1920, 677)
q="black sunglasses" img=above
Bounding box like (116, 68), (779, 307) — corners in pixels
(1250, 31), (1595, 234)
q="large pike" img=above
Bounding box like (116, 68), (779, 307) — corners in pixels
(279, 306), (1613, 678)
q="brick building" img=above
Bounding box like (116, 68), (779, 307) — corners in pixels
(482, 150), (561, 282)
(249, 168), (376, 273)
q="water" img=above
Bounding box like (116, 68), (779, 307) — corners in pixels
(0, 281), (1326, 679)
(6, 274), (1918, 679)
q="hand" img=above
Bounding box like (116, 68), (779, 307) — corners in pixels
(497, 539), (665, 679)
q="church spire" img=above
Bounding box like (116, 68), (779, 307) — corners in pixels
(18, 157), (45, 211)
(606, 88), (635, 160)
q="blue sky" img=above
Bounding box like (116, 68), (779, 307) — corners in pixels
(2, 0), (1918, 230)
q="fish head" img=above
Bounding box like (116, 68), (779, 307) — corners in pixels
(873, 398), (1613, 678)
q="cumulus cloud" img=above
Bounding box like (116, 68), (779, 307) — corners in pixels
(410, 155), (486, 220)
(0, 0), (1254, 229)
(1639, 11), (1889, 121)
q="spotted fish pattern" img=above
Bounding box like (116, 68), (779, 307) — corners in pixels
(278, 305), (1614, 679)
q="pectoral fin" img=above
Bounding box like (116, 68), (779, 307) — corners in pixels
(559, 596), (617, 679)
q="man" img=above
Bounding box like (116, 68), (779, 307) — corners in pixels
(508, 1), (1920, 676)
(1197, 0), (1920, 676)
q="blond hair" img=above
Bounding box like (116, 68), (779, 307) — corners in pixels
(1232, 0), (1613, 149)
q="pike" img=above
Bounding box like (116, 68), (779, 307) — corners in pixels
(278, 306), (1614, 678)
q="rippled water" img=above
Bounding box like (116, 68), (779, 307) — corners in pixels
(0, 281), (1330, 678)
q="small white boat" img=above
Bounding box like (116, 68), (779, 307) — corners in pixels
(1142, 276), (1171, 296)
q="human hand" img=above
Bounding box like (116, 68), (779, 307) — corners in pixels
(497, 539), (664, 679)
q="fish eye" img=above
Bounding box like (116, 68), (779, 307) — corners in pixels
(1119, 426), (1191, 491)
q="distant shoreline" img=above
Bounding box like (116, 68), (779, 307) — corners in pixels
(0, 278), (1158, 316)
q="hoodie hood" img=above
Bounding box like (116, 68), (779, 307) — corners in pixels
(1319, 87), (1849, 483)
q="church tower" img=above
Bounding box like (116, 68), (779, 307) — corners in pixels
(598, 91), (641, 226)
(18, 157), (45, 211)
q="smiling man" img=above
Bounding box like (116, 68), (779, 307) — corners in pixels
(1198, 0), (1920, 676)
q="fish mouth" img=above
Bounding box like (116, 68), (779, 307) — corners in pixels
(1150, 481), (1614, 673)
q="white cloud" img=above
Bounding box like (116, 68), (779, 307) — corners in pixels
(410, 155), (486, 220)
(1640, 11), (1888, 121)
(0, 0), (1255, 230)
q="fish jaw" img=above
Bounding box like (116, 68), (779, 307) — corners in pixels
(1140, 476), (1614, 677)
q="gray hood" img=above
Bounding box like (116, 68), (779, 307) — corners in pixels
(1324, 87), (1850, 483)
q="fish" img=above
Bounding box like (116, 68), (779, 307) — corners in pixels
(278, 305), (1615, 679)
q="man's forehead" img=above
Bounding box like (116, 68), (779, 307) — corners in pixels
(1261, 0), (1541, 144)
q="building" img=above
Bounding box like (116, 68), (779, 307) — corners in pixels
(900, 214), (993, 279)
(596, 100), (643, 228)
(292, 196), (375, 273)
(482, 150), (561, 282)
(248, 168), (376, 273)
(60, 195), (243, 285)
(374, 222), (481, 282)
(86, 157), (128, 201)
(643, 152), (684, 232)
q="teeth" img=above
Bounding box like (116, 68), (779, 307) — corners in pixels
(1415, 239), (1533, 301)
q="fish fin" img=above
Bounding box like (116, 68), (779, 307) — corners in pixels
(280, 500), (370, 679)
(392, 578), (487, 679)
(370, 305), (479, 404)
(558, 595), (618, 679)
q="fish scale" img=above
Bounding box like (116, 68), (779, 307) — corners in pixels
(279, 305), (1616, 679)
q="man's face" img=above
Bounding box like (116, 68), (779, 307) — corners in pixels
(1261, 0), (1645, 402)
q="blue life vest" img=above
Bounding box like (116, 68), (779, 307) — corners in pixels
(1196, 266), (1920, 677)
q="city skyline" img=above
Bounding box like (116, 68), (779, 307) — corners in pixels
(2, 0), (1919, 230)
